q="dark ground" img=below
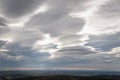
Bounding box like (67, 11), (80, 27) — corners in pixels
(1, 75), (120, 80)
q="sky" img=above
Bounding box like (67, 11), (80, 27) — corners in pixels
(0, 0), (120, 71)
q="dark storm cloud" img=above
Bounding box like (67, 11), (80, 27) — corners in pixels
(1, 0), (44, 18)
(85, 32), (120, 51)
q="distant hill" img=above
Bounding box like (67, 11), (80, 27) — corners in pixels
(10, 75), (120, 80)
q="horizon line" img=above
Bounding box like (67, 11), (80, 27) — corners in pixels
(0, 68), (96, 71)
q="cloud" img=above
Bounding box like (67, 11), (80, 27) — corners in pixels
(0, 42), (28, 62)
(52, 46), (97, 58)
(0, 16), (10, 36)
(57, 34), (88, 46)
(0, 42), (50, 68)
(1, 0), (44, 18)
(25, 0), (88, 37)
(0, 26), (10, 36)
(0, 16), (7, 26)
(98, 0), (120, 18)
(0, 53), (26, 61)
(58, 34), (83, 43)
(0, 0), (120, 70)
(0, 40), (7, 48)
(85, 32), (120, 51)
(9, 28), (44, 47)
(27, 15), (85, 37)
(77, 0), (120, 35)
(108, 47), (120, 58)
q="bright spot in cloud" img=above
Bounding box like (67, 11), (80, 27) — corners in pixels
(35, 4), (49, 14)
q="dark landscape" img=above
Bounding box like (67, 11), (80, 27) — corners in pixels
(0, 70), (120, 80)
(2, 75), (120, 80)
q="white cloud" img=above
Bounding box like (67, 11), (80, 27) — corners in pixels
(70, 0), (120, 35)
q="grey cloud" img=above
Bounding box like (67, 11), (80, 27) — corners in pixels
(27, 0), (88, 26)
(0, 42), (50, 68)
(10, 28), (44, 48)
(0, 53), (26, 61)
(0, 26), (10, 36)
(48, 17), (85, 36)
(57, 34), (86, 46)
(56, 46), (97, 57)
(0, 22), (6, 26)
(0, 40), (7, 54)
(42, 53), (120, 68)
(5, 42), (50, 59)
(86, 32), (120, 51)
(26, 0), (86, 37)
(58, 34), (84, 42)
(28, 15), (85, 37)
(42, 43), (57, 50)
(1, 0), (120, 70)
(0, 17), (10, 36)
(1, 0), (44, 18)
(0, 17), (10, 37)
(0, 40), (7, 48)
(99, 0), (120, 17)
(0, 60), (21, 68)
(46, 0), (90, 14)
(0, 42), (27, 61)
(46, 57), (93, 68)
(0, 16), (7, 26)
(16, 29), (43, 41)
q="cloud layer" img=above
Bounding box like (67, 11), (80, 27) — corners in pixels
(0, 0), (120, 71)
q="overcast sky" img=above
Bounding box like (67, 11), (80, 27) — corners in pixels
(0, 0), (120, 71)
